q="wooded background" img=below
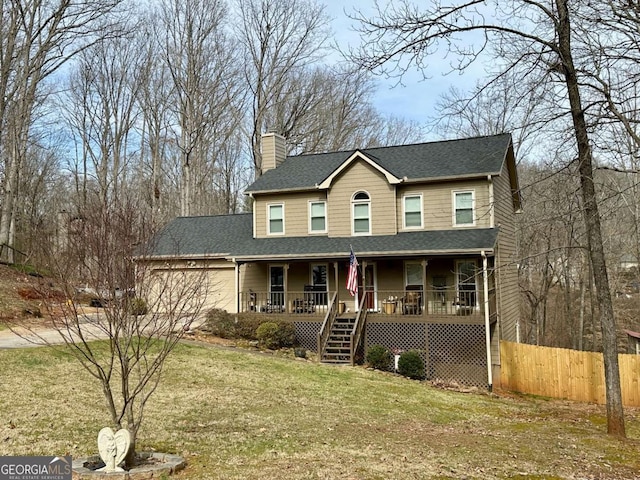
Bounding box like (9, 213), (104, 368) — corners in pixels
(1, 0), (639, 355)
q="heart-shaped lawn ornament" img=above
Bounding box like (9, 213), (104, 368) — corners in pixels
(97, 427), (131, 472)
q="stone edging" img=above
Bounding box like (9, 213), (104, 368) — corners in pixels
(72, 452), (185, 479)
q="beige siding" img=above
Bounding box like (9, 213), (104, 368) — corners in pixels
(241, 262), (268, 293)
(145, 259), (236, 314)
(397, 180), (491, 231)
(328, 159), (396, 237)
(254, 192), (327, 238)
(492, 162), (520, 343)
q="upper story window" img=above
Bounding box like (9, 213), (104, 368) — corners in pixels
(268, 203), (284, 235)
(403, 194), (423, 229)
(453, 190), (475, 226)
(352, 191), (371, 235)
(309, 201), (327, 233)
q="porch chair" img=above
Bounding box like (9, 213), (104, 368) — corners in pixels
(402, 285), (423, 315)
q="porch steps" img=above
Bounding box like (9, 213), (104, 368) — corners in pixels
(321, 316), (356, 364)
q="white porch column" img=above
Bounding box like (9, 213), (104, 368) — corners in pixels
(482, 251), (493, 390)
(360, 260), (367, 311)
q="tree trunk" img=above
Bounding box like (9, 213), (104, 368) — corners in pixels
(556, 0), (625, 437)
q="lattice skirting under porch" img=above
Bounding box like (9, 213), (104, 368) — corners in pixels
(293, 321), (488, 388)
(293, 321), (321, 352)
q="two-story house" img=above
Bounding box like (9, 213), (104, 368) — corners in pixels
(148, 132), (521, 389)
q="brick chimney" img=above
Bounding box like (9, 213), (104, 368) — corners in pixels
(261, 132), (286, 174)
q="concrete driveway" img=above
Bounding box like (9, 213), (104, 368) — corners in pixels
(0, 313), (206, 349)
(0, 314), (109, 349)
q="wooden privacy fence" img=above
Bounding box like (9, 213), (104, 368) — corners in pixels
(500, 341), (640, 407)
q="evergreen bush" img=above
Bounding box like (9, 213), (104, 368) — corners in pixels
(256, 322), (280, 349)
(398, 350), (425, 380)
(365, 344), (392, 371)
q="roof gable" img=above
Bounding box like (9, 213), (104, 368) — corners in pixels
(317, 150), (402, 189)
(245, 133), (513, 194)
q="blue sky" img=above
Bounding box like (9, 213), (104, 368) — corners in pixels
(328, 2), (487, 134)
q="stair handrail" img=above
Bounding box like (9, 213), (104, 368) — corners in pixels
(317, 292), (338, 361)
(349, 293), (369, 366)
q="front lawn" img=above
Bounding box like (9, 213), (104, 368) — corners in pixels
(0, 342), (638, 479)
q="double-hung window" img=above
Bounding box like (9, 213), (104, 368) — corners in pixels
(268, 204), (284, 235)
(309, 201), (327, 233)
(352, 192), (371, 235)
(453, 191), (475, 226)
(403, 194), (423, 229)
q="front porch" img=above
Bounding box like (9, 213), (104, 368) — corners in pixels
(239, 288), (493, 322)
(235, 255), (497, 388)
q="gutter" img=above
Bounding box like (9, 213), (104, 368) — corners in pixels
(233, 248), (495, 262)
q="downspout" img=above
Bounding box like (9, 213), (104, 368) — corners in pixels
(482, 251), (493, 391)
(488, 175), (495, 228)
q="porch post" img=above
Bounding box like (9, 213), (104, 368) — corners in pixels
(421, 259), (428, 316)
(284, 263), (289, 313)
(333, 261), (339, 304)
(234, 259), (239, 314)
(361, 260), (367, 311)
(482, 251), (493, 390)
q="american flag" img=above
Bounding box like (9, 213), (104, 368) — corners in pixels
(346, 247), (358, 297)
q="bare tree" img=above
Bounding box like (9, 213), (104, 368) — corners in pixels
(280, 66), (424, 154)
(15, 195), (211, 469)
(349, 0), (629, 436)
(62, 33), (144, 208)
(156, 0), (242, 216)
(234, 0), (330, 175)
(0, 0), (127, 262)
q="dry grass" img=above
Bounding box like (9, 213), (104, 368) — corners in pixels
(0, 342), (639, 479)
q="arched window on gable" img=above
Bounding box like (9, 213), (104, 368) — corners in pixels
(352, 191), (371, 235)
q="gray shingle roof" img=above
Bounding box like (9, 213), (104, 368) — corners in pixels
(149, 214), (498, 260)
(246, 133), (512, 193)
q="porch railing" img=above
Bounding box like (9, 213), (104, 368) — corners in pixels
(373, 289), (489, 316)
(240, 290), (331, 315)
(239, 288), (494, 317)
(317, 292), (338, 361)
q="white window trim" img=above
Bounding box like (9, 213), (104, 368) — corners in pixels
(308, 200), (327, 234)
(403, 193), (423, 229)
(452, 190), (476, 227)
(351, 191), (371, 236)
(267, 203), (285, 236)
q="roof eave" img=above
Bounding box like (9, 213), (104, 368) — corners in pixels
(136, 253), (232, 261)
(403, 171), (502, 184)
(234, 247), (494, 262)
(244, 185), (320, 196)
